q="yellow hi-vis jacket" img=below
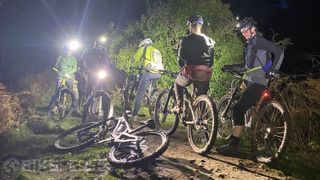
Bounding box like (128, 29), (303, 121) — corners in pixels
(133, 46), (164, 73)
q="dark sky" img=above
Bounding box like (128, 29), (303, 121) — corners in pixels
(0, 0), (319, 82)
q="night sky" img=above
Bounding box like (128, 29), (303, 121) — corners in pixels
(0, 0), (319, 83)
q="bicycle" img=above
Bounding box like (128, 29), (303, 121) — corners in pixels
(54, 75), (169, 168)
(48, 68), (77, 121)
(154, 70), (218, 155)
(125, 66), (159, 116)
(81, 68), (113, 123)
(217, 69), (291, 163)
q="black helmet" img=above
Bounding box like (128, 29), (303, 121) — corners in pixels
(187, 15), (204, 26)
(238, 17), (258, 30)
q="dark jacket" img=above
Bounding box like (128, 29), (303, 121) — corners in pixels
(177, 33), (215, 68)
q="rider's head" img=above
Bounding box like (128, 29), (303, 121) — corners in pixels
(237, 17), (258, 40)
(187, 15), (204, 34)
(94, 35), (107, 50)
(138, 38), (153, 47)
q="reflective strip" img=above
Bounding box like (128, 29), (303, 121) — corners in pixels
(242, 66), (262, 79)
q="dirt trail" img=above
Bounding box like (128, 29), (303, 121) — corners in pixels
(113, 136), (286, 180)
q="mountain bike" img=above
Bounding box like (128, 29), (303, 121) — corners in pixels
(81, 67), (113, 123)
(54, 76), (169, 168)
(217, 69), (291, 163)
(154, 70), (218, 155)
(125, 66), (159, 116)
(48, 68), (77, 121)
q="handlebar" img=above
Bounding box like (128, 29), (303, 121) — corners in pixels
(159, 70), (177, 78)
(52, 68), (78, 83)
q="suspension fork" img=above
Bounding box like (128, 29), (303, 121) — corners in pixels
(221, 88), (238, 118)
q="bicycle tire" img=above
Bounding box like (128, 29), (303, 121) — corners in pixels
(217, 94), (234, 140)
(147, 88), (159, 116)
(187, 95), (218, 155)
(54, 121), (107, 152)
(48, 88), (75, 121)
(82, 91), (112, 123)
(154, 89), (179, 135)
(251, 100), (291, 164)
(107, 130), (169, 168)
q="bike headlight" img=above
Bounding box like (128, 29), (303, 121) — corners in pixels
(98, 70), (107, 79)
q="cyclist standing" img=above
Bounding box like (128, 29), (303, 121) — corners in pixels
(78, 35), (110, 99)
(131, 38), (164, 121)
(53, 40), (81, 116)
(172, 15), (215, 113)
(216, 17), (284, 156)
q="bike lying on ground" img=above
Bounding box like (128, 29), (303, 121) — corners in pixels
(81, 68), (113, 123)
(48, 68), (77, 121)
(217, 69), (291, 163)
(154, 70), (218, 155)
(125, 66), (159, 116)
(54, 75), (169, 168)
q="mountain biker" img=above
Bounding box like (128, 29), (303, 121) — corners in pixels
(216, 17), (284, 156)
(131, 38), (164, 121)
(78, 35), (110, 99)
(53, 41), (81, 116)
(172, 15), (215, 113)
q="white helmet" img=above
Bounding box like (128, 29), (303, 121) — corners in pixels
(139, 38), (153, 47)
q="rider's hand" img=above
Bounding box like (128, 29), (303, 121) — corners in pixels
(221, 65), (233, 72)
(65, 74), (71, 78)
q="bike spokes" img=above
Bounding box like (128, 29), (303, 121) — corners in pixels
(187, 95), (218, 155)
(252, 101), (290, 163)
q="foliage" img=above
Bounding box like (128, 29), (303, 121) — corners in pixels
(107, 0), (244, 95)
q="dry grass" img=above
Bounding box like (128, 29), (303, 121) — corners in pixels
(270, 75), (320, 146)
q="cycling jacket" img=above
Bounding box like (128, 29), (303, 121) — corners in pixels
(177, 33), (215, 68)
(79, 48), (109, 71)
(134, 45), (164, 73)
(231, 35), (284, 86)
(54, 55), (78, 75)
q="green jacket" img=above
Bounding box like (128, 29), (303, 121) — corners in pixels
(54, 55), (78, 75)
(134, 46), (163, 73)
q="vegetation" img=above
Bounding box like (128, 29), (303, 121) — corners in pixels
(0, 0), (319, 179)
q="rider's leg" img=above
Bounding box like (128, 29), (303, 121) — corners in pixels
(193, 81), (209, 96)
(216, 83), (265, 156)
(133, 72), (160, 119)
(68, 75), (82, 116)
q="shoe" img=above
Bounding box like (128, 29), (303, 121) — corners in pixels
(216, 144), (239, 157)
(170, 105), (180, 114)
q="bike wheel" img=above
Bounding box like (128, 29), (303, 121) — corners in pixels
(251, 100), (291, 164)
(107, 130), (169, 168)
(187, 95), (218, 155)
(154, 89), (179, 135)
(54, 121), (107, 152)
(82, 91), (112, 123)
(48, 88), (75, 121)
(147, 88), (159, 116)
(217, 94), (234, 140)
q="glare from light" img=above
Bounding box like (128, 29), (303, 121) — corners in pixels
(99, 36), (107, 44)
(68, 39), (81, 51)
(98, 70), (107, 79)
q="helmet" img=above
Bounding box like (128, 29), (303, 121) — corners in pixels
(139, 38), (153, 47)
(187, 15), (204, 26)
(238, 17), (258, 30)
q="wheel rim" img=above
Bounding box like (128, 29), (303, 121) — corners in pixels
(188, 97), (216, 152)
(155, 91), (177, 133)
(217, 96), (233, 140)
(56, 123), (100, 149)
(253, 102), (288, 162)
